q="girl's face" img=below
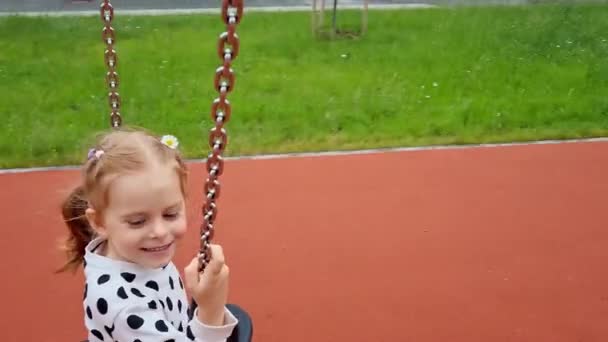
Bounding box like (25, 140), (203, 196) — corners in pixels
(87, 163), (187, 269)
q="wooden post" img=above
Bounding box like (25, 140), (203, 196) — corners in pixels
(331, 0), (338, 35)
(362, 0), (368, 35)
(312, 0), (327, 37)
(312, 0), (318, 35)
(319, 0), (326, 30)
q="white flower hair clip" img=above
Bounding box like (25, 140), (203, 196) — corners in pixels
(160, 135), (179, 149)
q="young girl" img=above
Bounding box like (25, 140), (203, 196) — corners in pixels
(59, 128), (238, 341)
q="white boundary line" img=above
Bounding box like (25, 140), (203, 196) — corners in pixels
(0, 4), (436, 17)
(2, 137), (607, 175)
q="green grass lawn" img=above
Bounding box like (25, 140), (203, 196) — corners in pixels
(1, 3), (608, 168)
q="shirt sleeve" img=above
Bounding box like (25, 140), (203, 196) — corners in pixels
(113, 301), (238, 342)
(189, 306), (239, 341)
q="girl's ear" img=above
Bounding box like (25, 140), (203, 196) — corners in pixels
(85, 208), (108, 238)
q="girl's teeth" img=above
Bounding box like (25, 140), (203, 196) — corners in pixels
(145, 244), (169, 251)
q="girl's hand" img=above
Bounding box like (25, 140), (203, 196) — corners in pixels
(184, 244), (230, 326)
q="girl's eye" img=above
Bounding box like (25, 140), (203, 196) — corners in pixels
(127, 219), (145, 227)
(164, 212), (179, 220)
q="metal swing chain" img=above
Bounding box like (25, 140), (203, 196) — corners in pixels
(100, 0), (122, 128)
(199, 0), (244, 272)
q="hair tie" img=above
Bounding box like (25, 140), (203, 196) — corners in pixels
(87, 148), (105, 160)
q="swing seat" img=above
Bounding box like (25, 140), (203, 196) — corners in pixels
(224, 303), (254, 342)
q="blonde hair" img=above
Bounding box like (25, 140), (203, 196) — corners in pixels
(57, 128), (188, 273)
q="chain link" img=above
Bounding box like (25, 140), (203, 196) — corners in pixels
(100, 0), (122, 128)
(199, 0), (244, 272)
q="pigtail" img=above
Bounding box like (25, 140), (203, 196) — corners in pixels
(56, 185), (93, 273)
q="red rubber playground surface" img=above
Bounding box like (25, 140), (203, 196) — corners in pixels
(1, 140), (608, 341)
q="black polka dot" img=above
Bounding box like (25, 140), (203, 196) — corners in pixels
(91, 329), (104, 340)
(117, 286), (128, 299)
(187, 326), (195, 340)
(121, 272), (136, 282)
(178, 322), (184, 332)
(159, 300), (165, 309)
(127, 315), (144, 330)
(86, 306), (93, 319)
(134, 340), (142, 342)
(145, 280), (159, 291)
(104, 324), (115, 338)
(165, 339), (176, 342)
(83, 259), (87, 268)
(83, 283), (88, 300)
(97, 298), (108, 315)
(131, 288), (145, 298)
(155, 320), (169, 332)
(166, 296), (173, 311)
(179, 277), (184, 289)
(169, 276), (174, 289)
(177, 299), (182, 313)
(97, 274), (111, 285)
(148, 300), (158, 309)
